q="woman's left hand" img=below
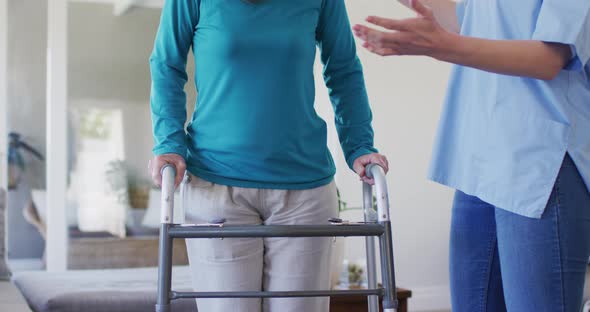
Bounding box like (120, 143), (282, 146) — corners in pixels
(352, 0), (454, 58)
(353, 153), (389, 185)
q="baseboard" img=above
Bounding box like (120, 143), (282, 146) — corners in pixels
(406, 284), (451, 312)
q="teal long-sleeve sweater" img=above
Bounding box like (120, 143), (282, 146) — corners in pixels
(150, 0), (377, 190)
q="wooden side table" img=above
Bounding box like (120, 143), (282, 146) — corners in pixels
(330, 288), (412, 312)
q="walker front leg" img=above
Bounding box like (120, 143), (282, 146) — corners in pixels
(156, 224), (173, 312)
(156, 165), (176, 312)
(363, 183), (379, 312)
(379, 221), (398, 312)
(366, 164), (398, 312)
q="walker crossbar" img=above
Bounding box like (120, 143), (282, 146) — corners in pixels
(168, 224), (384, 238)
(156, 164), (399, 312)
(171, 289), (384, 299)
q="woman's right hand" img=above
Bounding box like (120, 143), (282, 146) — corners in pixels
(149, 153), (186, 189)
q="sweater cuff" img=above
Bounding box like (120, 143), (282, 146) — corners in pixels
(152, 145), (187, 160)
(346, 147), (378, 170)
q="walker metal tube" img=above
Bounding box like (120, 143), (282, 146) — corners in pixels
(379, 221), (398, 312)
(156, 224), (173, 312)
(363, 183), (379, 312)
(367, 164), (398, 312)
(169, 224), (384, 238)
(156, 165), (177, 312)
(171, 289), (384, 299)
(366, 164), (390, 222)
(160, 165), (176, 224)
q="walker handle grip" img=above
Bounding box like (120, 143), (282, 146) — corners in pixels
(364, 164), (390, 222)
(161, 165), (177, 224)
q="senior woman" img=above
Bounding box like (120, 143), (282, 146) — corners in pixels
(148, 1), (388, 312)
(354, 0), (590, 311)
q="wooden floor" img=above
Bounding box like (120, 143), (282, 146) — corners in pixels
(0, 281), (31, 312)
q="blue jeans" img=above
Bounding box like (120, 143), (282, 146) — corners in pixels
(450, 154), (590, 312)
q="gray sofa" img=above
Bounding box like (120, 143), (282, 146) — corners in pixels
(12, 266), (197, 312)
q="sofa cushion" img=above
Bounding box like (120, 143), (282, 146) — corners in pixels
(12, 266), (196, 312)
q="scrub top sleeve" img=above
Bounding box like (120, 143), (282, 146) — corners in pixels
(455, 0), (467, 27)
(532, 1), (590, 71)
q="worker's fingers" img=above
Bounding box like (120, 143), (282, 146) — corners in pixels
(412, 0), (435, 19)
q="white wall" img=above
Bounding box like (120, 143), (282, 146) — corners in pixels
(318, 1), (455, 310)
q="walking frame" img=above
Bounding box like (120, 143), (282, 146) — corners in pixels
(156, 164), (398, 312)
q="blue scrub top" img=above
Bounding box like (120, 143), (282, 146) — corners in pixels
(429, 0), (590, 218)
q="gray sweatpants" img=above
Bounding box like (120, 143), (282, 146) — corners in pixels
(182, 174), (339, 312)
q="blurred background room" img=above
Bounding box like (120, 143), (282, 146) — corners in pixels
(3, 1), (581, 312)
